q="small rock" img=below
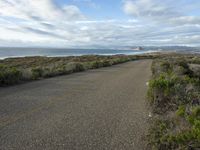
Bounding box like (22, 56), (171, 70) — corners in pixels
(148, 112), (152, 117)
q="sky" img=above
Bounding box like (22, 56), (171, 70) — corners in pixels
(0, 0), (200, 48)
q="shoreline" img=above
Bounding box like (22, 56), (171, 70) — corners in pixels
(1, 50), (199, 60)
(0, 50), (159, 60)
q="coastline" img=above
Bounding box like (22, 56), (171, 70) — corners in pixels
(0, 50), (158, 60)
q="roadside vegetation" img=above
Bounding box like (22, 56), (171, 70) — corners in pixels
(147, 55), (200, 149)
(0, 54), (156, 86)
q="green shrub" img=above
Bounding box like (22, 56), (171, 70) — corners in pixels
(176, 105), (186, 117)
(112, 58), (121, 65)
(149, 73), (178, 96)
(177, 60), (189, 69)
(149, 111), (200, 149)
(72, 63), (85, 72)
(101, 60), (112, 67)
(31, 68), (44, 80)
(187, 106), (200, 124)
(166, 106), (200, 149)
(176, 60), (193, 77)
(147, 58), (200, 149)
(150, 74), (170, 90)
(0, 55), (152, 86)
(160, 61), (172, 73)
(192, 106), (200, 118)
(148, 119), (172, 150)
(91, 61), (103, 69)
(0, 64), (22, 85)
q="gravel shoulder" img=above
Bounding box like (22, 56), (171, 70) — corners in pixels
(0, 60), (152, 150)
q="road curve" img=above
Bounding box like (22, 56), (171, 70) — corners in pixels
(0, 60), (152, 150)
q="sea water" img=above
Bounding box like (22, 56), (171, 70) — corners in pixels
(0, 47), (157, 59)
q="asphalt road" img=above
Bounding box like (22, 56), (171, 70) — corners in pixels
(0, 60), (152, 150)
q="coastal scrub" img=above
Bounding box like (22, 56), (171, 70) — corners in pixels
(147, 56), (200, 149)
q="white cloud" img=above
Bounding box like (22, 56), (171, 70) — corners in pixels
(170, 16), (200, 25)
(0, 0), (85, 21)
(0, 0), (88, 46)
(122, 0), (200, 26)
(123, 0), (177, 19)
(123, 0), (139, 16)
(120, 0), (200, 46)
(0, 0), (200, 47)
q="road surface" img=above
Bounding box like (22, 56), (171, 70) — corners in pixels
(0, 60), (152, 150)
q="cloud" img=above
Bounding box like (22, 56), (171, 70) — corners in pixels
(122, 0), (200, 25)
(0, 0), (85, 21)
(23, 27), (66, 39)
(0, 0), (200, 47)
(123, 0), (179, 19)
(120, 0), (200, 46)
(0, 0), (88, 45)
(170, 16), (200, 25)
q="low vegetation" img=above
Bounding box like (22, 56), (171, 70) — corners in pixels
(147, 55), (200, 149)
(0, 54), (156, 86)
(0, 64), (22, 85)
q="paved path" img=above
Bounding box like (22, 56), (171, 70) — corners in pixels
(0, 60), (152, 150)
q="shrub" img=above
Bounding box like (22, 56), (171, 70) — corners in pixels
(160, 61), (172, 73)
(91, 61), (103, 69)
(176, 60), (189, 69)
(72, 63), (85, 72)
(149, 73), (178, 97)
(148, 58), (200, 149)
(31, 68), (44, 80)
(149, 109), (200, 149)
(176, 60), (193, 77)
(0, 55), (152, 86)
(192, 106), (200, 118)
(147, 119), (172, 150)
(112, 58), (122, 65)
(176, 105), (186, 117)
(0, 64), (22, 85)
(101, 60), (112, 67)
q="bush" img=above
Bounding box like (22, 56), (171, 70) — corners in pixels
(147, 119), (172, 150)
(175, 60), (193, 77)
(72, 63), (85, 72)
(149, 110), (200, 149)
(31, 68), (44, 80)
(0, 55), (152, 86)
(0, 65), (22, 85)
(147, 58), (200, 149)
(101, 60), (112, 67)
(160, 61), (172, 73)
(176, 105), (186, 117)
(91, 61), (103, 69)
(148, 73), (178, 104)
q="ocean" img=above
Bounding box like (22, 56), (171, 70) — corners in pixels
(0, 47), (157, 59)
